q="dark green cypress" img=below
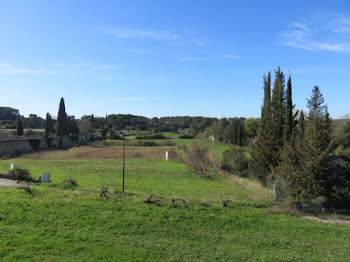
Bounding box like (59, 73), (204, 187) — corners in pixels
(16, 117), (24, 136)
(270, 67), (285, 168)
(56, 97), (67, 137)
(250, 72), (275, 184)
(283, 76), (294, 142)
(45, 113), (54, 138)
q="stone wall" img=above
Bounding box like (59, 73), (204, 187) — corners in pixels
(0, 134), (99, 157)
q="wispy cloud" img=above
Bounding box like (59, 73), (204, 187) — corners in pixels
(191, 38), (205, 47)
(0, 63), (120, 78)
(0, 64), (41, 75)
(100, 27), (179, 41)
(329, 17), (350, 33)
(223, 54), (240, 59)
(124, 48), (152, 55)
(49, 63), (119, 71)
(281, 16), (350, 52)
(176, 56), (207, 62)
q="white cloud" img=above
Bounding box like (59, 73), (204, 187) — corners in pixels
(100, 27), (179, 41)
(0, 64), (41, 75)
(223, 54), (240, 59)
(191, 38), (205, 47)
(176, 56), (207, 62)
(329, 17), (350, 33)
(282, 17), (350, 52)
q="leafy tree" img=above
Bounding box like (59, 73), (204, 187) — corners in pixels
(71, 118), (80, 136)
(66, 116), (80, 136)
(56, 97), (67, 137)
(244, 119), (260, 137)
(44, 113), (55, 138)
(100, 125), (109, 138)
(221, 149), (249, 177)
(79, 119), (93, 134)
(0, 107), (19, 120)
(16, 117), (24, 136)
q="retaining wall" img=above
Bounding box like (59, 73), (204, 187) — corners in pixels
(0, 134), (99, 157)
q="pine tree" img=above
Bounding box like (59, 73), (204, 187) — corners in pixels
(297, 86), (335, 198)
(297, 110), (305, 141)
(250, 72), (275, 184)
(56, 97), (67, 137)
(16, 117), (24, 136)
(44, 113), (54, 138)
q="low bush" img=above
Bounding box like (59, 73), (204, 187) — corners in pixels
(28, 139), (41, 151)
(63, 178), (78, 187)
(9, 167), (33, 182)
(185, 143), (210, 177)
(136, 134), (166, 140)
(221, 149), (249, 177)
(179, 134), (194, 139)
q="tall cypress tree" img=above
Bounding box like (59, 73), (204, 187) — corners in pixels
(283, 76), (296, 142)
(56, 97), (67, 137)
(16, 117), (24, 136)
(250, 72), (275, 184)
(270, 67), (286, 168)
(45, 113), (54, 138)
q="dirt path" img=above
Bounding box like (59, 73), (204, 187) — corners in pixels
(0, 178), (19, 187)
(304, 216), (350, 225)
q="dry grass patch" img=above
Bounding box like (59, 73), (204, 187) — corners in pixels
(23, 145), (177, 161)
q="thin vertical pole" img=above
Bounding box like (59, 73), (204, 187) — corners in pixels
(122, 139), (125, 193)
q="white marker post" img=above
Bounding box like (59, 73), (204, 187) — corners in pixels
(165, 151), (169, 161)
(10, 161), (14, 171)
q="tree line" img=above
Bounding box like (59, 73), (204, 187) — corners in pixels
(250, 67), (350, 208)
(13, 98), (80, 138)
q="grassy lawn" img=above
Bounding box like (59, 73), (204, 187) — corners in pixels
(0, 144), (350, 261)
(0, 157), (254, 201)
(1, 187), (350, 261)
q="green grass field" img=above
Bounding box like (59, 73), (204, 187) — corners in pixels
(0, 141), (350, 261)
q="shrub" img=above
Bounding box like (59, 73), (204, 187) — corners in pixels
(100, 186), (109, 198)
(28, 139), (41, 151)
(179, 134), (194, 139)
(185, 143), (210, 176)
(9, 167), (33, 182)
(26, 129), (34, 137)
(221, 149), (249, 177)
(63, 178), (78, 187)
(136, 134), (166, 140)
(46, 138), (53, 148)
(142, 141), (157, 146)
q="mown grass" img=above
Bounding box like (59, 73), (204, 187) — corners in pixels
(1, 187), (350, 261)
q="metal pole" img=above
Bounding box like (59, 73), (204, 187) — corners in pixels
(122, 139), (125, 193)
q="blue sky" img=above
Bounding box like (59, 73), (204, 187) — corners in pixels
(0, 0), (349, 118)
